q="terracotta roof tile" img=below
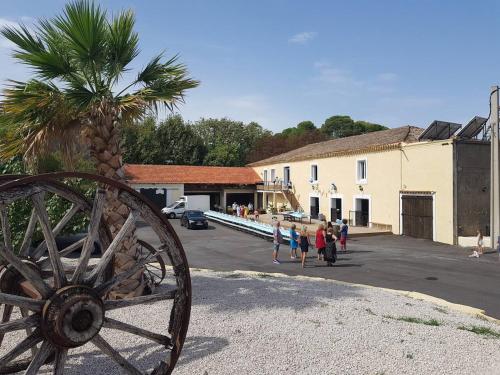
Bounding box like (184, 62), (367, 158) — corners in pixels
(248, 126), (424, 166)
(125, 164), (261, 185)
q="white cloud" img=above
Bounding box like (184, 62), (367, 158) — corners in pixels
(222, 95), (268, 111)
(312, 62), (364, 95)
(288, 31), (317, 44)
(376, 72), (398, 82)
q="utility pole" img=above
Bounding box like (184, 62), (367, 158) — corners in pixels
(490, 86), (499, 250)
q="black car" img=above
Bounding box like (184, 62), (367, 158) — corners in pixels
(180, 210), (208, 229)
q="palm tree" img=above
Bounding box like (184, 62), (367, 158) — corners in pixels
(0, 0), (199, 297)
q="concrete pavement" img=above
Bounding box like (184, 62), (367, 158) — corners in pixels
(137, 220), (500, 319)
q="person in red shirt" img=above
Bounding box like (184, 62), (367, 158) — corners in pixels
(315, 223), (326, 261)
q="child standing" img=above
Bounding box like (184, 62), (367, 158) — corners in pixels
(299, 226), (311, 268)
(340, 219), (349, 252)
(289, 224), (299, 259)
(469, 230), (483, 258)
(315, 224), (326, 261)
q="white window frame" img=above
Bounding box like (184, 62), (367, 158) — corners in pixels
(310, 164), (318, 183)
(352, 194), (372, 227)
(270, 168), (276, 183)
(283, 165), (291, 185)
(356, 158), (367, 184)
(263, 170), (268, 184)
(329, 193), (344, 221)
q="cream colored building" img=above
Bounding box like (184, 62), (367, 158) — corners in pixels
(249, 126), (490, 245)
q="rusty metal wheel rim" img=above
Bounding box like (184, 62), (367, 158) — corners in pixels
(0, 172), (191, 374)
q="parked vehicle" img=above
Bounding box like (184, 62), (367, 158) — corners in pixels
(180, 210), (209, 229)
(161, 195), (210, 219)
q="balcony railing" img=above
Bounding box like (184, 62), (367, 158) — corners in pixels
(256, 181), (292, 192)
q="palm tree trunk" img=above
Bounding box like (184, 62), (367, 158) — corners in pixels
(86, 105), (145, 299)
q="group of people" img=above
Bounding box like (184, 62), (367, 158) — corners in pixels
(273, 219), (349, 268)
(231, 202), (254, 219)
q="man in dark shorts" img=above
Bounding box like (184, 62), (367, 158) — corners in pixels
(273, 221), (283, 264)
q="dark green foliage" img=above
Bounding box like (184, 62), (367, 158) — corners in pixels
(122, 115), (207, 165)
(458, 325), (500, 338)
(246, 122), (328, 164)
(0, 157), (93, 251)
(383, 315), (441, 326)
(321, 115), (388, 138)
(192, 118), (271, 167)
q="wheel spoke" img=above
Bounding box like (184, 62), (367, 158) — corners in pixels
(103, 317), (172, 347)
(20, 308), (37, 357)
(0, 245), (52, 298)
(53, 348), (67, 375)
(24, 340), (53, 375)
(0, 293), (45, 312)
(19, 209), (38, 257)
(71, 189), (106, 284)
(95, 254), (155, 296)
(104, 289), (177, 311)
(32, 203), (82, 260)
(0, 304), (13, 344)
(31, 193), (67, 289)
(0, 313), (38, 335)
(92, 334), (142, 375)
(0, 205), (13, 254)
(85, 210), (138, 285)
(37, 238), (86, 269)
(0, 329), (43, 365)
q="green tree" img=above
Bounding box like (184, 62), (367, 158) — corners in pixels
(193, 118), (269, 166)
(281, 121), (316, 137)
(123, 115), (206, 165)
(0, 0), (198, 294)
(321, 115), (387, 138)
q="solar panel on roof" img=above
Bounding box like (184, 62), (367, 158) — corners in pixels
(456, 116), (487, 139)
(418, 120), (462, 141)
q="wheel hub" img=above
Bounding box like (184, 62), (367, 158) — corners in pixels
(42, 285), (104, 348)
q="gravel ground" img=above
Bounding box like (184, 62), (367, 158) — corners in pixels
(3, 269), (500, 374)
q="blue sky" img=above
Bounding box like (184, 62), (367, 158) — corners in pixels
(0, 0), (498, 132)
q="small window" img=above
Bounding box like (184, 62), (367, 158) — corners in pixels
(357, 159), (367, 183)
(270, 169), (276, 182)
(310, 165), (318, 182)
(263, 170), (268, 183)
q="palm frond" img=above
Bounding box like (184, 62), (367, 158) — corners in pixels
(0, 80), (83, 167)
(106, 9), (139, 85)
(53, 0), (108, 90)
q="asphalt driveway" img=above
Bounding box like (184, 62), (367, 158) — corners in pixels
(137, 220), (500, 318)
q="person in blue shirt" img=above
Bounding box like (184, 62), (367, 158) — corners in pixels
(289, 224), (299, 259)
(340, 219), (349, 252)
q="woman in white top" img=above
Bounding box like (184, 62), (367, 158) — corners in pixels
(469, 230), (483, 258)
(477, 230), (484, 255)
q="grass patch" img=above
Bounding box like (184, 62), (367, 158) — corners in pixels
(222, 273), (245, 279)
(366, 308), (377, 316)
(384, 315), (441, 326)
(433, 307), (448, 314)
(475, 314), (489, 322)
(256, 272), (274, 279)
(458, 325), (500, 338)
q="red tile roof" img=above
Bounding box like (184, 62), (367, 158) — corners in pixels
(125, 164), (262, 185)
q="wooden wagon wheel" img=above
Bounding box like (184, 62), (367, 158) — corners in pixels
(0, 173), (191, 374)
(136, 240), (167, 292)
(0, 174), (113, 360)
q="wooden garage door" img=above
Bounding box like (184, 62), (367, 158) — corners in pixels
(401, 195), (433, 240)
